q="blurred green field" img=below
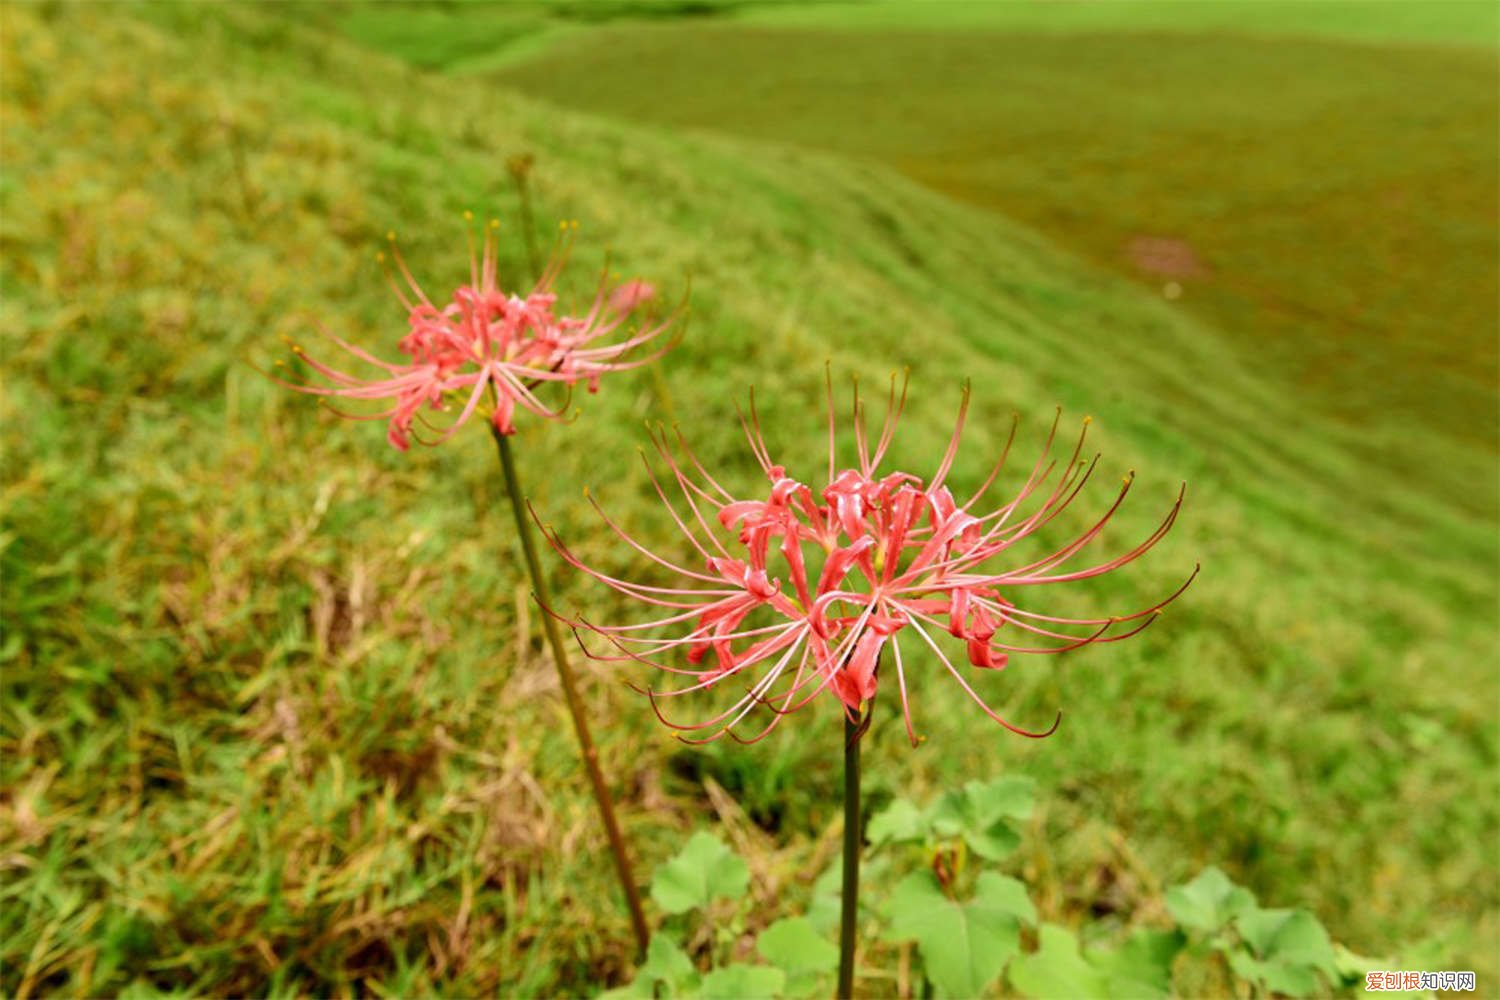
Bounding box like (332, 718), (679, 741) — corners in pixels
(481, 1), (1500, 526)
(2, 2), (1496, 997)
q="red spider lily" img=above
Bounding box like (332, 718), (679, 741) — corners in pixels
(275, 219), (677, 450)
(543, 377), (1196, 746)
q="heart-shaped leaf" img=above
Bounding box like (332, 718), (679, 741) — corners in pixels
(1008, 924), (1108, 999)
(758, 916), (836, 996)
(883, 871), (1029, 997)
(650, 831), (750, 915)
(1165, 867), (1255, 934)
(1232, 907), (1339, 998)
(698, 963), (785, 1000)
(1088, 928), (1184, 998)
(927, 778), (1033, 861)
(868, 798), (927, 847)
(600, 936), (700, 999)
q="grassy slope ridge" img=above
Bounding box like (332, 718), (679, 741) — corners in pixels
(2, 3), (1494, 997)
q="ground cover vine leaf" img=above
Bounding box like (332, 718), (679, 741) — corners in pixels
(649, 831), (749, 915)
(757, 916), (837, 996)
(1229, 907), (1340, 998)
(927, 776), (1035, 860)
(698, 963), (786, 1000)
(1165, 866), (1255, 934)
(1087, 928), (1184, 998)
(1007, 924), (1109, 999)
(599, 937), (699, 999)
(867, 797), (926, 847)
(882, 870), (1032, 997)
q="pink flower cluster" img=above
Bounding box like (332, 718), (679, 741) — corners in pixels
(280, 222), (674, 450)
(547, 380), (1195, 745)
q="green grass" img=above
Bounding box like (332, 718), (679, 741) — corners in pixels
(2, 2), (1496, 997)
(728, 0), (1500, 47)
(487, 17), (1500, 528)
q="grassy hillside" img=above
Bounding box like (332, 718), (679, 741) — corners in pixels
(485, 13), (1500, 531)
(2, 2), (1495, 996)
(728, 0), (1500, 46)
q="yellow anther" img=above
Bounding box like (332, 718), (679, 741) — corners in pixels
(463, 210), (474, 221)
(386, 230), (395, 241)
(376, 251), (386, 262)
(1083, 415), (1093, 424)
(490, 219), (500, 229)
(559, 220), (568, 231)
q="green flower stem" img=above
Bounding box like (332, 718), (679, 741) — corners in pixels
(838, 705), (866, 999)
(492, 426), (650, 957)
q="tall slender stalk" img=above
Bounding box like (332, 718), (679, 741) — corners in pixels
(492, 426), (650, 956)
(838, 706), (865, 999)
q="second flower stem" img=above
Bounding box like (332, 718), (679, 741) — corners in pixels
(492, 427), (651, 956)
(838, 706), (865, 999)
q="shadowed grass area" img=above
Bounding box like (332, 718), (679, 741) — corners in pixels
(2, 2), (1495, 996)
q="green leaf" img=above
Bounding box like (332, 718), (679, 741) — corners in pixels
(1332, 943), (1384, 983)
(805, 864), (842, 935)
(698, 963), (785, 1000)
(868, 798), (927, 847)
(650, 831), (750, 915)
(975, 872), (1037, 928)
(883, 871), (1027, 997)
(1261, 910), (1338, 975)
(968, 775), (1036, 821)
(1230, 908), (1339, 998)
(1008, 924), (1108, 999)
(927, 778), (1033, 860)
(758, 917), (838, 980)
(1235, 906), (1296, 957)
(1165, 867), (1255, 934)
(1228, 951), (1324, 999)
(1088, 929), (1184, 999)
(601, 936), (700, 998)
(804, 853), (892, 936)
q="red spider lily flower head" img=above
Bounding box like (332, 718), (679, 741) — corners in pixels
(273, 217), (678, 450)
(542, 375), (1197, 746)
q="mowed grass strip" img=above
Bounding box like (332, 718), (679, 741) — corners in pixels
(489, 20), (1499, 522)
(2, 3), (1495, 995)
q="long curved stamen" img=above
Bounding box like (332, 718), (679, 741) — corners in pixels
(906, 616), (1061, 738)
(550, 381), (1188, 746)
